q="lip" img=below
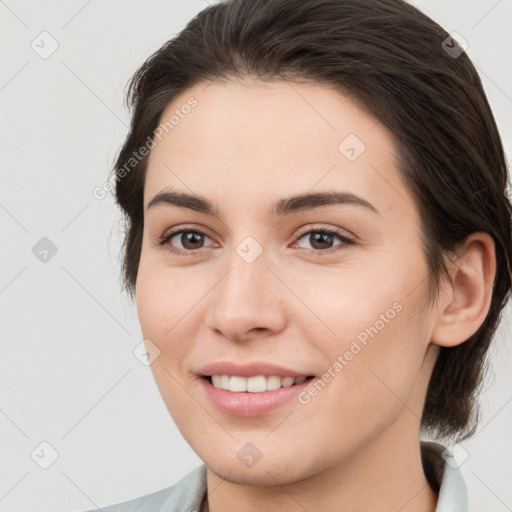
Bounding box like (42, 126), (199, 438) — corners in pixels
(197, 361), (315, 417)
(198, 361), (310, 378)
(199, 375), (313, 417)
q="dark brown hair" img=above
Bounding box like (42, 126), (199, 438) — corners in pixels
(111, 0), (512, 443)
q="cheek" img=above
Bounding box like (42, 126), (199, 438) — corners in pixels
(333, 289), (432, 421)
(300, 253), (432, 416)
(135, 264), (200, 418)
(295, 264), (407, 349)
(135, 271), (167, 343)
(135, 259), (201, 343)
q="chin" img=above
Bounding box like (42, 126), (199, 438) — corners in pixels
(197, 442), (319, 487)
(205, 459), (306, 487)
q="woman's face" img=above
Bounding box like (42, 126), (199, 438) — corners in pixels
(136, 79), (441, 484)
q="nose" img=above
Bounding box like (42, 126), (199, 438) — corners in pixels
(204, 246), (287, 343)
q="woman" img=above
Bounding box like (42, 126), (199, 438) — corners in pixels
(86, 0), (512, 510)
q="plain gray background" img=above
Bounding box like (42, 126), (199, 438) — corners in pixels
(1, 1), (511, 511)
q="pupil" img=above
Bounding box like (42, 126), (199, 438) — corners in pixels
(311, 232), (332, 249)
(183, 232), (203, 249)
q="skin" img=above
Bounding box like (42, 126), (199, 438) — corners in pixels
(135, 79), (496, 512)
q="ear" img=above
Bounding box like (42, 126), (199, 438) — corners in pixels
(431, 232), (496, 348)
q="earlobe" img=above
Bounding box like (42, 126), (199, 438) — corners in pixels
(430, 232), (496, 348)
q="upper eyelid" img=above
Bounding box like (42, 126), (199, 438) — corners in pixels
(161, 224), (215, 241)
(295, 224), (354, 239)
(161, 223), (351, 236)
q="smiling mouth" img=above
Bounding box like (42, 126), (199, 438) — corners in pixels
(204, 375), (315, 393)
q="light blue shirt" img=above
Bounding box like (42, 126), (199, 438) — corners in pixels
(86, 441), (467, 511)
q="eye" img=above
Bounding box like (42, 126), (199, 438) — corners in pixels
(157, 226), (216, 254)
(293, 226), (355, 253)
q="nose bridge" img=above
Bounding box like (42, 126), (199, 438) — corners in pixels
(205, 235), (285, 338)
(220, 237), (273, 308)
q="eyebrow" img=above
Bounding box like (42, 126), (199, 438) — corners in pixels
(147, 190), (381, 217)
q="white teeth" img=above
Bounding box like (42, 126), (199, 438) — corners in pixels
(229, 376), (247, 392)
(266, 375), (282, 391)
(220, 375), (230, 389)
(209, 374), (308, 392)
(281, 377), (295, 387)
(247, 376), (267, 393)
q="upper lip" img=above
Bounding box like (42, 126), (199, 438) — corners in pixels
(198, 361), (312, 378)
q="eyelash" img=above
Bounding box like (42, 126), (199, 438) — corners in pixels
(156, 224), (355, 256)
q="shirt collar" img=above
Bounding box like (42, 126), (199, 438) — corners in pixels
(421, 440), (468, 512)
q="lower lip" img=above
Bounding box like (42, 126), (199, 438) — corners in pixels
(200, 377), (313, 417)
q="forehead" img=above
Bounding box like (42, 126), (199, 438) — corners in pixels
(143, 79), (413, 220)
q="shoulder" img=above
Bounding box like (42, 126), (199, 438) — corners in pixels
(81, 464), (207, 512)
